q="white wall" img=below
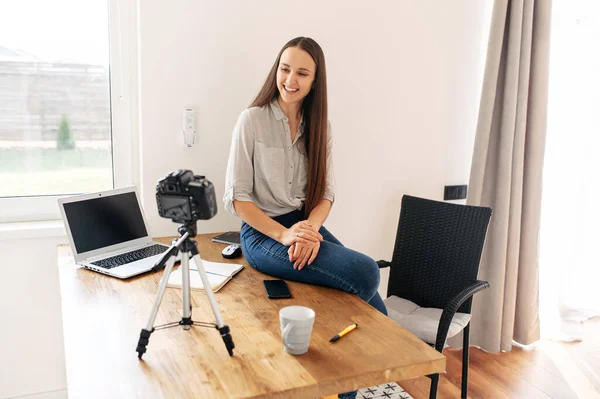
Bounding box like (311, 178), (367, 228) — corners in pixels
(138, 1), (493, 295)
(0, 228), (67, 399)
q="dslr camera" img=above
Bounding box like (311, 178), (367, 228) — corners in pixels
(156, 169), (217, 224)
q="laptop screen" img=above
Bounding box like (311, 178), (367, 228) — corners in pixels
(63, 192), (148, 254)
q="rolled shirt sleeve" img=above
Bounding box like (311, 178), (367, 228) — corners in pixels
(323, 121), (335, 204)
(223, 109), (255, 216)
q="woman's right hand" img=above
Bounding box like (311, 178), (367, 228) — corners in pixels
(279, 221), (323, 246)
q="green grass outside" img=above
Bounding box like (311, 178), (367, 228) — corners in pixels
(0, 148), (113, 197)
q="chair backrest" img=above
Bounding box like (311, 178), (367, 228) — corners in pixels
(387, 195), (492, 314)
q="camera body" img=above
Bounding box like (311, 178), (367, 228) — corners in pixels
(156, 169), (217, 224)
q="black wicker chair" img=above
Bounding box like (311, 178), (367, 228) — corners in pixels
(377, 195), (492, 399)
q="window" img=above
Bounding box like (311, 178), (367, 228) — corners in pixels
(0, 0), (137, 223)
(539, 0), (600, 340)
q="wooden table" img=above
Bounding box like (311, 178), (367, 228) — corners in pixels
(58, 234), (445, 399)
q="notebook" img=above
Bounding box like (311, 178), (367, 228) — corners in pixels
(211, 231), (240, 245)
(167, 258), (244, 292)
(58, 186), (176, 279)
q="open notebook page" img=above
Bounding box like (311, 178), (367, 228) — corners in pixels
(167, 258), (244, 293)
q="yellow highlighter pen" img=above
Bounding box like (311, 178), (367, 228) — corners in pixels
(329, 323), (358, 342)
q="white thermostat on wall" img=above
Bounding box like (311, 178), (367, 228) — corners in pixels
(183, 108), (196, 147)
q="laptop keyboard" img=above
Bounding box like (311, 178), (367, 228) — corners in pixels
(91, 244), (166, 269)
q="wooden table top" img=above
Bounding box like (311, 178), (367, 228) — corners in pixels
(58, 234), (445, 399)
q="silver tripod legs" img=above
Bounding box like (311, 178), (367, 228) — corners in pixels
(143, 255), (177, 332)
(190, 253), (225, 328)
(136, 234), (235, 359)
(181, 252), (192, 329)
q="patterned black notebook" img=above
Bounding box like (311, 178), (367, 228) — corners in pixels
(211, 231), (240, 245)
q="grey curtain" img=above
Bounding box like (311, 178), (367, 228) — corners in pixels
(464, 0), (552, 352)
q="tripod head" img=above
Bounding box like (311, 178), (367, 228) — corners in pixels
(177, 221), (197, 238)
(151, 221), (198, 272)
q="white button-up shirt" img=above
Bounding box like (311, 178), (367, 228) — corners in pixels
(224, 98), (334, 217)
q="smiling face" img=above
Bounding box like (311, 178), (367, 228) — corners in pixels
(276, 46), (316, 106)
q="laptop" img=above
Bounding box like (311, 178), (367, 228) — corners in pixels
(58, 186), (176, 279)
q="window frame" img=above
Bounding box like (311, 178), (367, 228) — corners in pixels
(0, 0), (139, 224)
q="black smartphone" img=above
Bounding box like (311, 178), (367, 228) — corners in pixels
(263, 279), (292, 299)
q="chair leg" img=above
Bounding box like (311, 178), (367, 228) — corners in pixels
(429, 373), (439, 399)
(461, 323), (470, 399)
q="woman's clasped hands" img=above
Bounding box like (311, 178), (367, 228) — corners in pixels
(280, 221), (322, 270)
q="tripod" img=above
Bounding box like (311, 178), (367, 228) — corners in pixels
(136, 222), (235, 359)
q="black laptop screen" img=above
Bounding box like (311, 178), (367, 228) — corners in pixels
(63, 192), (148, 254)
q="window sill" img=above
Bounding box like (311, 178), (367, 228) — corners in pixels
(0, 220), (66, 241)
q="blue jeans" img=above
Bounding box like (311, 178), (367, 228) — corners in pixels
(240, 209), (388, 399)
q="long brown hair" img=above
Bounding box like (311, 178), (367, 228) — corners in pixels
(250, 37), (328, 218)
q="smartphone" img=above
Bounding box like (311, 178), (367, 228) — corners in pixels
(263, 279), (292, 299)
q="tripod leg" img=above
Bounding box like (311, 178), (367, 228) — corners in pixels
(180, 252), (192, 330)
(190, 251), (235, 356)
(190, 253), (224, 326)
(136, 254), (177, 359)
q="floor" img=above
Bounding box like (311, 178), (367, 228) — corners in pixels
(398, 317), (600, 399)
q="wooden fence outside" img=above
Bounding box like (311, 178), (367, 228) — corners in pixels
(0, 60), (111, 142)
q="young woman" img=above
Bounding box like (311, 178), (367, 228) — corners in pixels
(224, 37), (387, 317)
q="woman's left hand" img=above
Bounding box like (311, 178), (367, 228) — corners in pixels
(288, 241), (320, 270)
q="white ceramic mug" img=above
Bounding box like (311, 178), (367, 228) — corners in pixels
(279, 306), (315, 355)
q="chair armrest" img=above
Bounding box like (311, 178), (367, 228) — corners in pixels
(376, 260), (391, 268)
(434, 279), (490, 351)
